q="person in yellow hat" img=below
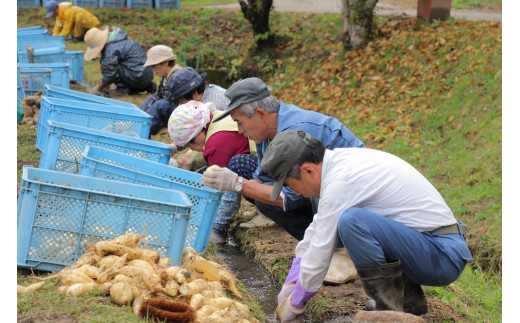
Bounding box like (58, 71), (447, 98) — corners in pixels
(84, 26), (155, 96)
(140, 45), (182, 136)
(45, 0), (100, 42)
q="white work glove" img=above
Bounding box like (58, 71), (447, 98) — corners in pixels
(277, 283), (295, 305)
(201, 166), (238, 192)
(276, 294), (307, 323)
(88, 84), (102, 96)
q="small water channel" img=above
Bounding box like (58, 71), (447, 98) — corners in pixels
(215, 237), (279, 323)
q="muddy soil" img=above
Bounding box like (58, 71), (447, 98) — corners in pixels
(232, 202), (466, 323)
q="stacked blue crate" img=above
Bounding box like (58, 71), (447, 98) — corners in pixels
(65, 51), (85, 82)
(17, 0), (41, 8)
(44, 85), (139, 109)
(17, 166), (192, 271)
(17, 34), (66, 52)
(78, 145), (223, 253)
(154, 0), (180, 9)
(73, 0), (99, 6)
(18, 63), (70, 95)
(18, 47), (67, 64)
(36, 96), (152, 150)
(99, 0), (126, 7)
(38, 120), (171, 173)
(17, 69), (26, 100)
(127, 0), (153, 7)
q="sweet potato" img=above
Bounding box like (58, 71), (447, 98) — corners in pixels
(179, 279), (211, 297)
(66, 282), (96, 296)
(201, 289), (224, 299)
(175, 268), (192, 285)
(60, 271), (95, 286)
(77, 264), (100, 279)
(97, 254), (128, 284)
(190, 293), (204, 309)
(218, 269), (242, 299)
(110, 281), (134, 305)
(158, 257), (171, 268)
(17, 281), (45, 294)
(110, 232), (146, 248)
(164, 280), (180, 297)
(162, 266), (182, 281)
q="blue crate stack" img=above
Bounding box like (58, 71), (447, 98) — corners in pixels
(17, 166), (193, 271)
(78, 145), (223, 253)
(44, 84), (139, 109)
(35, 96), (152, 150)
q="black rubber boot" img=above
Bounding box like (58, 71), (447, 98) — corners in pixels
(403, 281), (428, 315)
(357, 260), (404, 312)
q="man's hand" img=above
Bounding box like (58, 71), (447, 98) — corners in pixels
(277, 284), (295, 305)
(276, 294), (307, 322)
(201, 166), (238, 192)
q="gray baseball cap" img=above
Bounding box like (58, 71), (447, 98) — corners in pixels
(260, 130), (312, 201)
(213, 77), (270, 122)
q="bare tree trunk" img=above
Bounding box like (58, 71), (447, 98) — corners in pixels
(238, 0), (274, 50)
(340, 0), (379, 50)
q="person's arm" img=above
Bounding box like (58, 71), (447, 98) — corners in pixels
(52, 16), (63, 35)
(58, 7), (74, 36)
(240, 178), (284, 207)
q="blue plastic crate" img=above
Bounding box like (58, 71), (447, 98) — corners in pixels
(78, 145), (223, 253)
(99, 0), (126, 7)
(18, 63), (70, 95)
(44, 84), (139, 109)
(18, 69), (26, 99)
(65, 51), (85, 82)
(73, 0), (99, 6)
(17, 0), (41, 8)
(127, 0), (153, 7)
(18, 46), (67, 64)
(18, 26), (43, 31)
(39, 120), (172, 173)
(154, 0), (180, 9)
(17, 29), (48, 36)
(17, 166), (192, 272)
(17, 34), (66, 52)
(36, 96), (152, 150)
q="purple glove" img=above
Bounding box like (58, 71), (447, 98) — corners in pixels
(277, 283), (295, 305)
(276, 293), (307, 322)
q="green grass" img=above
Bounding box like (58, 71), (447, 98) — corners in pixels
(182, 0), (236, 6)
(17, 5), (501, 322)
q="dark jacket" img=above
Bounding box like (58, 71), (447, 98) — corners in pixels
(100, 28), (153, 91)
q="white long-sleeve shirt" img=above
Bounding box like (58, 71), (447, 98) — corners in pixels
(296, 148), (456, 292)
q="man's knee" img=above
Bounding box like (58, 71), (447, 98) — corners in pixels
(337, 207), (365, 232)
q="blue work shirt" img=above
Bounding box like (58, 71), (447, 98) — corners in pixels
(254, 101), (365, 211)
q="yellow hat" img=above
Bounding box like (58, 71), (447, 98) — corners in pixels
(84, 27), (109, 61)
(144, 45), (177, 67)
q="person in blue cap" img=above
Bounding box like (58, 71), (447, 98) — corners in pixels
(45, 0), (100, 42)
(201, 77), (365, 285)
(260, 130), (471, 321)
(168, 67), (230, 111)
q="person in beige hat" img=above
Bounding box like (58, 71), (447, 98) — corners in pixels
(84, 26), (155, 96)
(140, 45), (182, 136)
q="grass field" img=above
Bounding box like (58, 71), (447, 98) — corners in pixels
(16, 3), (502, 322)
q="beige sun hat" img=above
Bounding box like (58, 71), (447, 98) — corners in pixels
(84, 27), (109, 61)
(144, 45), (177, 67)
